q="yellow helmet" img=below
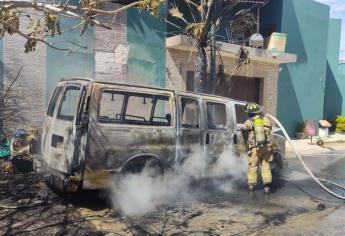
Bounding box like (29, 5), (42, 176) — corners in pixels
(245, 103), (262, 114)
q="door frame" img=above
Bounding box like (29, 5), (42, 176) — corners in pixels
(44, 81), (89, 175)
(175, 94), (205, 165)
(202, 99), (235, 162)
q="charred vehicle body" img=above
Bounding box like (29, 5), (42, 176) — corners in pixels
(41, 78), (285, 192)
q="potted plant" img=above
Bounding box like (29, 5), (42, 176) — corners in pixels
(295, 122), (306, 139)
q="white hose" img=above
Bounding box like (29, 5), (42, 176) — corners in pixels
(266, 114), (345, 200)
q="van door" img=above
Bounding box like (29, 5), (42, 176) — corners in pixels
(42, 85), (63, 161)
(203, 101), (235, 164)
(176, 96), (203, 165)
(43, 83), (88, 174)
(232, 102), (249, 156)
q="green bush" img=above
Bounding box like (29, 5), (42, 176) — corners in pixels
(335, 116), (345, 132)
(295, 122), (305, 133)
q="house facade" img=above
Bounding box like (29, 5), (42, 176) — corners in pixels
(0, 0), (344, 135)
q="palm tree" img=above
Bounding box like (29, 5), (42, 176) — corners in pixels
(168, 0), (261, 93)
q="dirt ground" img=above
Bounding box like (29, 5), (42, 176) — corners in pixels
(1, 153), (345, 236)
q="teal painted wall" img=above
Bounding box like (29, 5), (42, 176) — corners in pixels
(339, 64), (345, 75)
(127, 8), (166, 87)
(275, 0), (330, 135)
(46, 1), (94, 100)
(324, 19), (345, 119)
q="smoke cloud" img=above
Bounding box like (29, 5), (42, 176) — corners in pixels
(111, 147), (247, 216)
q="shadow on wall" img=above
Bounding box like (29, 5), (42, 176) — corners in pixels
(323, 62), (343, 120)
(277, 0), (330, 135)
(283, 0), (308, 64)
(277, 66), (303, 136)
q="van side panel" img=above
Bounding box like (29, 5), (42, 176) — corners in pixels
(83, 84), (176, 188)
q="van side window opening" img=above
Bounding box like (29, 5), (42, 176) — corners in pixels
(235, 104), (247, 124)
(98, 90), (172, 126)
(206, 102), (227, 130)
(99, 91), (125, 122)
(57, 86), (81, 121)
(126, 95), (153, 122)
(180, 97), (200, 128)
(47, 86), (62, 117)
(152, 97), (171, 124)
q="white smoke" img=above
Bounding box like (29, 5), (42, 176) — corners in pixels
(208, 150), (248, 193)
(111, 147), (248, 216)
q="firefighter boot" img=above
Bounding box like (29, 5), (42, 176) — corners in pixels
(264, 184), (270, 195)
(248, 184), (255, 192)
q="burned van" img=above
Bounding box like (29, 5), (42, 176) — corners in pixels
(41, 78), (285, 192)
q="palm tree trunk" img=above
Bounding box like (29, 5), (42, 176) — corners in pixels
(194, 45), (210, 93)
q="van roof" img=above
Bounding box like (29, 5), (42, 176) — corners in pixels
(60, 77), (247, 104)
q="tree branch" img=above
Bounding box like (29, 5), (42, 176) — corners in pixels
(0, 1), (78, 11)
(2, 66), (22, 105)
(0, 0), (111, 29)
(0, 18), (71, 51)
(82, 1), (140, 15)
(43, 21), (85, 38)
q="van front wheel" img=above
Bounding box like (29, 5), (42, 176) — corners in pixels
(270, 151), (284, 179)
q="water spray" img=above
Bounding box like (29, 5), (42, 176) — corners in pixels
(266, 114), (345, 200)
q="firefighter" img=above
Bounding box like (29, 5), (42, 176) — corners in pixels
(241, 103), (273, 194)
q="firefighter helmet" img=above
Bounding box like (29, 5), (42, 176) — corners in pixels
(245, 103), (262, 114)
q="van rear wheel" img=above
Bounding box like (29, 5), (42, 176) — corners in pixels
(121, 158), (164, 178)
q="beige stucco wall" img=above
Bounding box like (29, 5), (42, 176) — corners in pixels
(166, 48), (280, 116)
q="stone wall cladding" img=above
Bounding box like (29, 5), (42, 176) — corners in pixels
(166, 48), (279, 116)
(3, 14), (46, 132)
(95, 3), (128, 82)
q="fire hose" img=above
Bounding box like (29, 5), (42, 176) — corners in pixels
(266, 114), (345, 200)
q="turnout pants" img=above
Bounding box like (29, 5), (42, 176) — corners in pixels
(247, 146), (273, 186)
